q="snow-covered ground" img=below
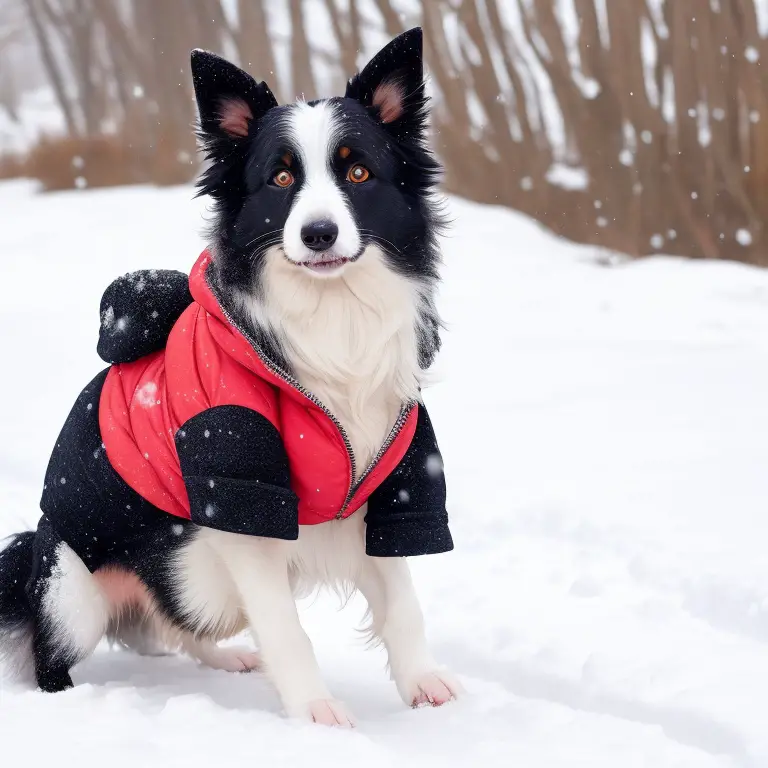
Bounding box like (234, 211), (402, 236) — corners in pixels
(1, 179), (767, 767)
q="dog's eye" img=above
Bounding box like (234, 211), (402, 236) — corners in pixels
(347, 164), (371, 184)
(273, 170), (294, 188)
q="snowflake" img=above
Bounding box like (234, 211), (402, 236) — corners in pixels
(426, 454), (443, 478)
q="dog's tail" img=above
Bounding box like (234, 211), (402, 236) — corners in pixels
(0, 531), (36, 680)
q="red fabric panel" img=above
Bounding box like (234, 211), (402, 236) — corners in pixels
(100, 358), (188, 518)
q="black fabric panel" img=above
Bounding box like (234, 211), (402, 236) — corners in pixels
(366, 511), (452, 557)
(176, 405), (299, 539)
(40, 369), (176, 571)
(97, 270), (192, 364)
(185, 476), (298, 538)
(365, 404), (453, 557)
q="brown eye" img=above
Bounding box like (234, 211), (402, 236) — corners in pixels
(274, 169), (294, 187)
(347, 164), (370, 184)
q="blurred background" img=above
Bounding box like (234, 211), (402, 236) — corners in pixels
(2, 0), (768, 265)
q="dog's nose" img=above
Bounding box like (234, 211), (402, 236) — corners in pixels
(301, 220), (338, 251)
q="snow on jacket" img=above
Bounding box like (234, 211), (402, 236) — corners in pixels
(97, 251), (453, 557)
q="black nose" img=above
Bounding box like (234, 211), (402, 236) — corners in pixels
(301, 220), (338, 251)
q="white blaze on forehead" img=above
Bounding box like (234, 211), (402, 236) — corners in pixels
(282, 101), (361, 262)
(288, 101), (339, 178)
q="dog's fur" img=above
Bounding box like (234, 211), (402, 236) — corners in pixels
(0, 29), (458, 725)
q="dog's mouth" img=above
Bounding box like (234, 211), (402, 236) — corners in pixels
(291, 245), (365, 274)
(300, 256), (352, 272)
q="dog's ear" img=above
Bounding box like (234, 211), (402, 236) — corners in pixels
(191, 50), (277, 139)
(345, 28), (426, 136)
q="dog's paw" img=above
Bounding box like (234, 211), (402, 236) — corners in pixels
(399, 669), (463, 708)
(198, 645), (263, 673)
(287, 699), (357, 727)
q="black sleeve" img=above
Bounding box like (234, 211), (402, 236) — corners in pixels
(365, 404), (453, 557)
(97, 269), (193, 364)
(175, 405), (299, 539)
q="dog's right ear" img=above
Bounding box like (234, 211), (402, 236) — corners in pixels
(191, 50), (277, 139)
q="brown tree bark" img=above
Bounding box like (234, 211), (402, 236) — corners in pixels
(23, 0), (80, 136)
(233, 0), (280, 97)
(289, 0), (318, 100)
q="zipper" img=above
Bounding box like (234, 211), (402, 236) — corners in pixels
(336, 400), (415, 517)
(206, 269), (414, 517)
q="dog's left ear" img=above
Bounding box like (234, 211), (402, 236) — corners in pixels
(191, 49), (278, 139)
(345, 27), (426, 136)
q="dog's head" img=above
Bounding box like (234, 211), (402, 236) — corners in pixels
(192, 28), (443, 293)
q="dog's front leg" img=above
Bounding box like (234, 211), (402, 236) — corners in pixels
(361, 556), (461, 708)
(220, 534), (355, 726)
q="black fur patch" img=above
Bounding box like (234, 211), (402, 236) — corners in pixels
(0, 531), (35, 678)
(27, 516), (78, 691)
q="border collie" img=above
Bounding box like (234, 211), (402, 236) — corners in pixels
(0, 28), (459, 726)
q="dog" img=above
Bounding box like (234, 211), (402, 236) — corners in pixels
(0, 28), (458, 726)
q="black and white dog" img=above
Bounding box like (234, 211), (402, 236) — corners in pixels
(0, 28), (458, 725)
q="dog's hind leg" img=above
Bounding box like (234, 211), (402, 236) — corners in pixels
(125, 527), (261, 674)
(181, 635), (263, 673)
(27, 517), (110, 692)
(108, 611), (177, 657)
(109, 609), (262, 672)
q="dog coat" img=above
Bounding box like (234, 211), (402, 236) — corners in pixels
(95, 251), (452, 557)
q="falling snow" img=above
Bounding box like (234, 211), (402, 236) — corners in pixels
(134, 381), (158, 408)
(425, 454), (443, 478)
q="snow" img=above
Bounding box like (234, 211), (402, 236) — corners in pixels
(545, 163), (589, 191)
(1, 180), (768, 766)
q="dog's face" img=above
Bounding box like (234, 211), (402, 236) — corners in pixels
(192, 28), (442, 291)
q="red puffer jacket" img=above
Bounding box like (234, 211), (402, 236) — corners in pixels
(98, 251), (452, 557)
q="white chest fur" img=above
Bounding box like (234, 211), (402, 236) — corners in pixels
(251, 245), (424, 475)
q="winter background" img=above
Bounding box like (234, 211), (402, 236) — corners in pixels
(1, 1), (767, 767)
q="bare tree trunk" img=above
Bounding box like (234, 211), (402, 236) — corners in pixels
(23, 0), (80, 136)
(289, 0), (318, 99)
(232, 0), (280, 98)
(68, 0), (99, 136)
(372, 0), (405, 37)
(324, 0), (361, 77)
